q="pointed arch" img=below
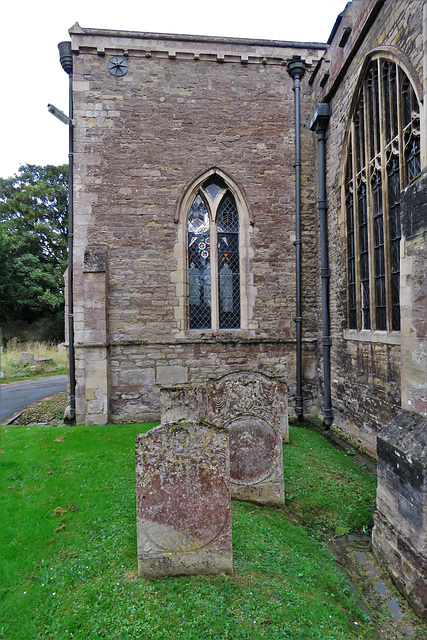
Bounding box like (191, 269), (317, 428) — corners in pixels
(172, 167), (254, 333)
(342, 53), (422, 334)
(174, 166), (254, 225)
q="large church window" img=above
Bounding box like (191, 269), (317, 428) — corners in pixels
(188, 176), (240, 330)
(345, 58), (421, 332)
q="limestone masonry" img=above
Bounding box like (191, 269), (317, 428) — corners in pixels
(67, 0), (426, 615)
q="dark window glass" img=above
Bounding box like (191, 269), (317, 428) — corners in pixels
(217, 193), (240, 329)
(402, 76), (412, 127)
(345, 58), (420, 332)
(203, 175), (226, 201)
(382, 61), (392, 144)
(367, 71), (376, 159)
(391, 65), (398, 139)
(372, 173), (386, 329)
(358, 182), (370, 329)
(388, 157), (401, 330)
(345, 148), (357, 329)
(355, 96), (365, 173)
(347, 192), (356, 329)
(406, 137), (421, 181)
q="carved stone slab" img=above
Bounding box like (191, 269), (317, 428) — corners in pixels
(160, 386), (205, 424)
(135, 420), (233, 577)
(206, 371), (286, 506)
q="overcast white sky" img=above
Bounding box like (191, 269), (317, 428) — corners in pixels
(1, 0), (347, 180)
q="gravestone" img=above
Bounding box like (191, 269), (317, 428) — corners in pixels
(160, 386), (205, 424)
(18, 352), (35, 363)
(206, 371), (286, 506)
(135, 420), (233, 577)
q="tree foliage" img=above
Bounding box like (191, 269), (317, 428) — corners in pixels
(0, 164), (68, 339)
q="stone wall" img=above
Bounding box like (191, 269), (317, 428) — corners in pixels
(70, 25), (325, 424)
(310, 0), (425, 453)
(400, 170), (427, 418)
(373, 411), (427, 618)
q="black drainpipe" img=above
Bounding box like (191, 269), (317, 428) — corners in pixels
(58, 41), (76, 422)
(287, 58), (306, 420)
(310, 103), (333, 428)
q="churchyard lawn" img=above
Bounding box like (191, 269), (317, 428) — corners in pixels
(1, 422), (380, 639)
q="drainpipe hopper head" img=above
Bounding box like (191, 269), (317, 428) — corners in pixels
(58, 41), (73, 75)
(287, 58), (306, 81)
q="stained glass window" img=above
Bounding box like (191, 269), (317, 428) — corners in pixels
(217, 194), (240, 329)
(188, 177), (240, 330)
(345, 57), (421, 332)
(188, 195), (211, 329)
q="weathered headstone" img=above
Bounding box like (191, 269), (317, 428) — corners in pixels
(135, 420), (233, 577)
(160, 386), (205, 424)
(206, 371), (286, 506)
(18, 352), (35, 364)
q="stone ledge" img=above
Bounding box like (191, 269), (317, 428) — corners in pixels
(75, 336), (309, 348)
(343, 329), (401, 345)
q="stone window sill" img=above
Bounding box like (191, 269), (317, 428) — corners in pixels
(343, 329), (401, 345)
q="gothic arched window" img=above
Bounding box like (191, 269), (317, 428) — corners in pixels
(188, 175), (240, 330)
(345, 57), (421, 332)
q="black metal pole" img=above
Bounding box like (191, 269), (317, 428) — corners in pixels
(58, 42), (76, 422)
(310, 103), (333, 428)
(287, 59), (306, 420)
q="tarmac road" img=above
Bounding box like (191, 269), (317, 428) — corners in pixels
(0, 375), (68, 423)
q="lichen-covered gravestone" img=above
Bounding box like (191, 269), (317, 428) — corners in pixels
(160, 386), (205, 424)
(206, 371), (286, 506)
(135, 420), (233, 577)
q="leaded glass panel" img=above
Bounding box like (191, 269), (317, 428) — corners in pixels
(355, 96), (365, 173)
(188, 195), (211, 329)
(367, 64), (380, 160)
(372, 173), (386, 330)
(217, 193), (240, 329)
(406, 137), (421, 181)
(388, 157), (401, 330)
(358, 182), (370, 329)
(346, 147), (357, 329)
(344, 58), (420, 332)
(203, 175), (227, 202)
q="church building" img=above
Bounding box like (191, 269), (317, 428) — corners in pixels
(63, 0), (426, 615)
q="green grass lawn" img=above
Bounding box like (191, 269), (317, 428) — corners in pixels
(0, 423), (378, 640)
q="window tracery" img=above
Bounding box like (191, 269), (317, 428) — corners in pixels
(188, 176), (241, 330)
(345, 57), (421, 332)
